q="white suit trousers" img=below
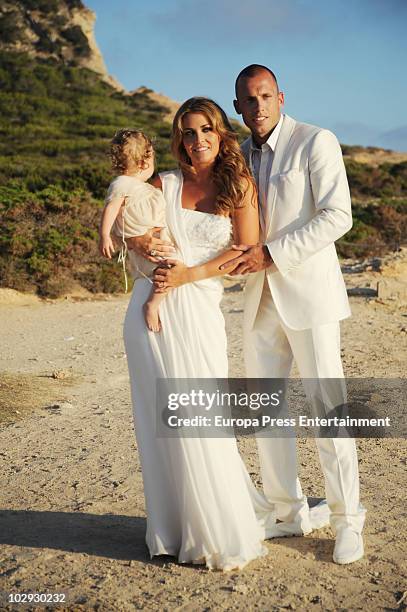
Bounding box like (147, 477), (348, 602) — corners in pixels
(244, 280), (366, 534)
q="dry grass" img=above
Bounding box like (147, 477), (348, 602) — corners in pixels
(0, 371), (74, 424)
(344, 149), (407, 167)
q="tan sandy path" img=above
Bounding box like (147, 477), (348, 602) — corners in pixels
(0, 262), (406, 611)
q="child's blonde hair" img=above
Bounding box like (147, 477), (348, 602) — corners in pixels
(110, 129), (153, 174)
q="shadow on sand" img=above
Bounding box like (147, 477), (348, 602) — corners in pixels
(0, 497), (334, 567)
(0, 509), (159, 563)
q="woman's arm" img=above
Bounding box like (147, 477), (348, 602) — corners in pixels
(154, 181), (259, 290)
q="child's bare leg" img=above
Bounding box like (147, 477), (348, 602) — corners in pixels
(143, 286), (166, 332)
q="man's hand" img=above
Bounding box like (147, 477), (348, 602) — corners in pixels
(220, 243), (273, 275)
(126, 227), (175, 263)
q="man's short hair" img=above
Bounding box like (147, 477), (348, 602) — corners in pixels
(235, 64), (279, 98)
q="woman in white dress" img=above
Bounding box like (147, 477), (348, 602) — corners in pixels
(124, 97), (276, 571)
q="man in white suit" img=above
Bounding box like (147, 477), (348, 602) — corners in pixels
(225, 64), (366, 564)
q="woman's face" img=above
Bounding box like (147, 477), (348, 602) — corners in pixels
(181, 112), (220, 167)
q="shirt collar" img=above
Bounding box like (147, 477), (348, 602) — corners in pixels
(250, 113), (284, 152)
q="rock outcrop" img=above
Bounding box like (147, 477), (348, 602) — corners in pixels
(0, 0), (123, 89)
(130, 86), (181, 122)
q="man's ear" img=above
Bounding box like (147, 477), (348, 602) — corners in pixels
(233, 99), (241, 114)
(278, 91), (285, 108)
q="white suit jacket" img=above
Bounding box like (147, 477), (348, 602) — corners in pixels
(241, 114), (352, 331)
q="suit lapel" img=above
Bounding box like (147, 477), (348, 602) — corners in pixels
(264, 114), (296, 238)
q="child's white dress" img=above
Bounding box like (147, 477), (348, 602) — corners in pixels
(105, 175), (172, 288)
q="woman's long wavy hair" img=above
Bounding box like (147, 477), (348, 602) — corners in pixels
(171, 97), (256, 215)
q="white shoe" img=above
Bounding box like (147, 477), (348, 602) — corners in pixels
(333, 528), (364, 564)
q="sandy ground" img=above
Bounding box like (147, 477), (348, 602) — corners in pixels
(0, 252), (406, 611)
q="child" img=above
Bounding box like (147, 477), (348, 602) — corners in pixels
(99, 129), (173, 332)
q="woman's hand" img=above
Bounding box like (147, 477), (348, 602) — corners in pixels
(153, 259), (191, 291)
(126, 227), (176, 263)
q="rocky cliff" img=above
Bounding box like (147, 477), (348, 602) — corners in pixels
(0, 0), (123, 89)
(0, 1), (188, 120)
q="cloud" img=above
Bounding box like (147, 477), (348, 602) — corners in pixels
(151, 0), (320, 45)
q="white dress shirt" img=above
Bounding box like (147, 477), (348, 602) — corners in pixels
(249, 114), (284, 232)
(248, 113), (284, 266)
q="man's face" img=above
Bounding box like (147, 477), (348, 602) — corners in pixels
(234, 71), (284, 145)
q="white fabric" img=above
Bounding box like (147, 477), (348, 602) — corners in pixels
(244, 281), (366, 534)
(241, 114), (352, 331)
(242, 117), (364, 536)
(123, 169), (279, 571)
(107, 176), (167, 236)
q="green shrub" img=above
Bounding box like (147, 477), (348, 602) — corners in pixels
(0, 11), (22, 44)
(337, 200), (407, 257)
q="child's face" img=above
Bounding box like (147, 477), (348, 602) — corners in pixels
(128, 147), (155, 180)
(137, 150), (155, 181)
(142, 150), (155, 179)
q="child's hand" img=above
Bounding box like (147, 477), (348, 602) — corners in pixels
(99, 235), (116, 259)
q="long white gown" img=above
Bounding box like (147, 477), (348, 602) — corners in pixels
(123, 169), (276, 571)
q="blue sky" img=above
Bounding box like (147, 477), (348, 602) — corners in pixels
(86, 0), (407, 150)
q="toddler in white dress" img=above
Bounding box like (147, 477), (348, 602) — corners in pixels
(99, 129), (173, 332)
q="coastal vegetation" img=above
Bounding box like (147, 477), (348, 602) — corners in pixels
(0, 51), (405, 296)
